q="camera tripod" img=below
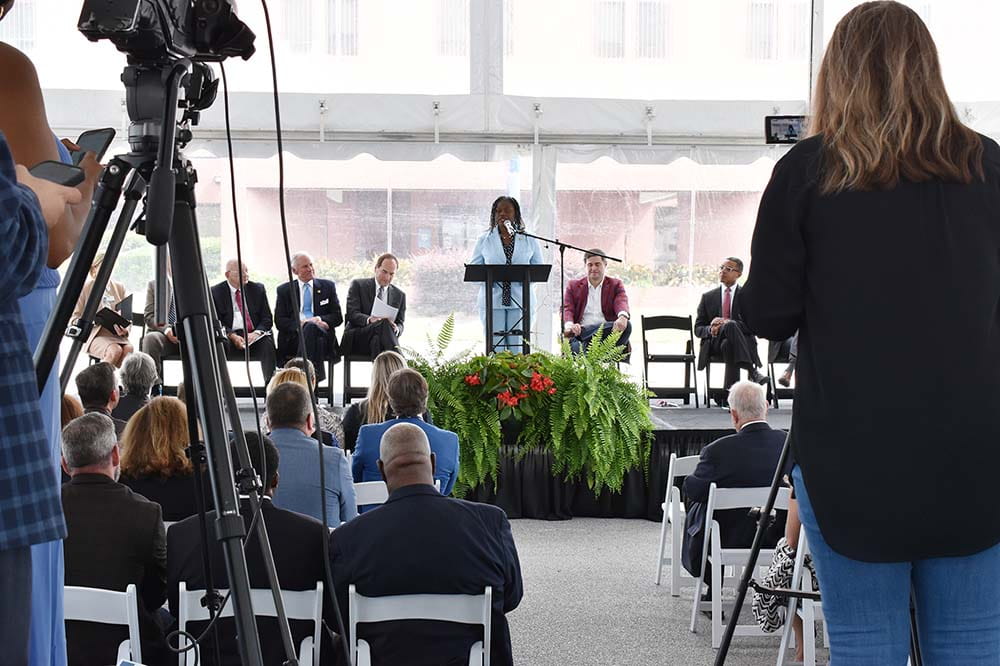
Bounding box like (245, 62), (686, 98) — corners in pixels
(33, 60), (298, 666)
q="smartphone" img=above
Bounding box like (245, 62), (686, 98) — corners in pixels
(71, 127), (115, 165)
(764, 115), (807, 144)
(29, 161), (86, 187)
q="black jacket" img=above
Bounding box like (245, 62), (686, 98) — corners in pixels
(111, 392), (149, 423)
(693, 284), (760, 369)
(166, 498), (333, 666)
(62, 474), (168, 666)
(274, 278), (343, 362)
(120, 470), (212, 522)
(681, 423), (788, 574)
(209, 280), (274, 335)
(740, 133), (1000, 561)
(329, 484), (523, 666)
(342, 278), (407, 355)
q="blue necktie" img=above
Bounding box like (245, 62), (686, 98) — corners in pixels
(303, 283), (314, 319)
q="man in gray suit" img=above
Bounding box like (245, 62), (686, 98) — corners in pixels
(140, 276), (177, 386)
(342, 253), (407, 358)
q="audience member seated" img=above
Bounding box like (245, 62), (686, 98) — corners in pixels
(274, 251), (342, 382)
(561, 248), (632, 354)
(61, 393), (84, 429)
(60, 413), (169, 666)
(694, 257), (767, 403)
(353, 368), (459, 499)
(265, 366), (343, 447)
(73, 253), (133, 367)
(112, 351), (157, 423)
(341, 253), (407, 357)
(167, 432), (332, 666)
(341, 350), (432, 452)
(210, 258), (277, 383)
(75, 361), (127, 438)
(330, 423), (523, 666)
(266, 382), (357, 524)
(140, 273), (177, 387)
(119, 397), (211, 522)
(681, 381), (788, 593)
(284, 356), (346, 446)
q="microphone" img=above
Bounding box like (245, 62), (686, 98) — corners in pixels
(503, 219), (516, 236)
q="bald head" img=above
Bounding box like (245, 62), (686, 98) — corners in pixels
(225, 258), (249, 289)
(377, 423), (436, 492)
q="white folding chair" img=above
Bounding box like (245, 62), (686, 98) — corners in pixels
(354, 480), (441, 508)
(653, 453), (700, 595)
(177, 581), (324, 666)
(689, 484), (792, 648)
(64, 583), (142, 664)
(349, 584), (491, 666)
(777, 525), (827, 666)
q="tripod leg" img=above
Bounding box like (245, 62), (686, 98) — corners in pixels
(57, 169), (145, 392)
(35, 159), (136, 392)
(169, 174), (264, 666)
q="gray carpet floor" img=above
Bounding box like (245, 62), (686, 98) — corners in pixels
(508, 518), (826, 665)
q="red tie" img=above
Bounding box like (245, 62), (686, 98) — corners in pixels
(723, 287), (732, 320)
(235, 289), (254, 332)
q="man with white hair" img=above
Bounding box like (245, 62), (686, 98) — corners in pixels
(60, 413), (168, 665)
(112, 351), (158, 422)
(680, 380), (789, 584)
(210, 258), (277, 383)
(273, 251), (342, 382)
(330, 422), (523, 666)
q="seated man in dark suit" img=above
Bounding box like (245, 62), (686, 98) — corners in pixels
(75, 361), (127, 438)
(353, 368), (459, 500)
(112, 350), (157, 422)
(695, 257), (767, 404)
(274, 251), (342, 382)
(167, 432), (331, 666)
(562, 249), (631, 354)
(330, 423), (523, 666)
(60, 413), (168, 666)
(210, 259), (277, 383)
(681, 381), (788, 589)
(342, 253), (407, 358)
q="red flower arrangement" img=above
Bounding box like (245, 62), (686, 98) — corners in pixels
(464, 374), (482, 386)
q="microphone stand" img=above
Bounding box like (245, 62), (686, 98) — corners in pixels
(512, 227), (622, 347)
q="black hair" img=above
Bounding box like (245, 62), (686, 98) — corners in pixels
(75, 362), (117, 409)
(726, 257), (744, 273)
(489, 196), (523, 232)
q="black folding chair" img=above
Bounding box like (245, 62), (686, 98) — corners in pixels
(641, 315), (699, 408)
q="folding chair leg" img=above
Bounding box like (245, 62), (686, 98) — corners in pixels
(689, 570), (705, 633)
(776, 595), (799, 666)
(654, 512), (669, 585)
(670, 521), (683, 596)
(692, 361), (700, 409)
(803, 602), (817, 666)
(711, 558), (724, 648)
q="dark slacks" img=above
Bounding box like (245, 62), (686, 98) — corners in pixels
(221, 330), (277, 383)
(300, 322), (334, 382)
(345, 319), (399, 358)
(141, 331), (180, 384)
(0, 546), (32, 666)
(709, 321), (759, 387)
(569, 320), (632, 354)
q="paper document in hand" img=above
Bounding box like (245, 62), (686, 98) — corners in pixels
(249, 331), (272, 346)
(370, 298), (399, 321)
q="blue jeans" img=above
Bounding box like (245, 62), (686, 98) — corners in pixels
(793, 466), (1000, 665)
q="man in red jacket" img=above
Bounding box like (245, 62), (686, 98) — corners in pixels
(562, 249), (631, 354)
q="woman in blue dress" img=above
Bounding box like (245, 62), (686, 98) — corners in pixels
(468, 196), (544, 353)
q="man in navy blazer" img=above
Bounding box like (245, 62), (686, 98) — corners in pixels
(562, 249), (631, 354)
(681, 381), (788, 582)
(274, 252), (342, 382)
(353, 368), (459, 503)
(210, 259), (277, 383)
(330, 422), (522, 666)
(342, 253), (407, 358)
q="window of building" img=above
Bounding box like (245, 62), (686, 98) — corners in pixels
(593, 1), (626, 59)
(0, 0), (36, 53)
(635, 0), (668, 59)
(439, 0), (469, 57)
(746, 0), (778, 61)
(327, 0), (359, 56)
(283, 0), (313, 54)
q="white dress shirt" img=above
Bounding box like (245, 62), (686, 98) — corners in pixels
(229, 283), (247, 331)
(580, 280), (607, 328)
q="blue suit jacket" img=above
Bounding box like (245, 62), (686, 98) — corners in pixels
(353, 417), (460, 497)
(269, 427), (357, 525)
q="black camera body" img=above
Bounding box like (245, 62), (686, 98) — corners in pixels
(78, 0), (254, 63)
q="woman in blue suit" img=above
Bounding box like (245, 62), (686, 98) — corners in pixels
(468, 196), (544, 353)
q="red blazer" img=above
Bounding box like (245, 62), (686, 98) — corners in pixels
(562, 276), (630, 325)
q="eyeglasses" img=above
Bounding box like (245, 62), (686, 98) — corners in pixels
(719, 265), (740, 273)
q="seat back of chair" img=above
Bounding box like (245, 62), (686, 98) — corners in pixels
(348, 584), (492, 666)
(706, 484), (791, 516)
(177, 582), (324, 666)
(663, 453), (700, 505)
(354, 481), (389, 506)
(64, 583), (142, 663)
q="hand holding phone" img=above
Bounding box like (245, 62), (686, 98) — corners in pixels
(68, 128), (115, 165)
(15, 164), (83, 229)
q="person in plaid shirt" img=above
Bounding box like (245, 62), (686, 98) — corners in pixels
(0, 130), (83, 665)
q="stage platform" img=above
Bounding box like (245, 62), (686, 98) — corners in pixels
(236, 399), (793, 522)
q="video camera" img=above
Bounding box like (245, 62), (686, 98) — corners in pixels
(78, 0), (255, 63)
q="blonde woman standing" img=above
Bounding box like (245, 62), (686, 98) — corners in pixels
(741, 2), (1000, 662)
